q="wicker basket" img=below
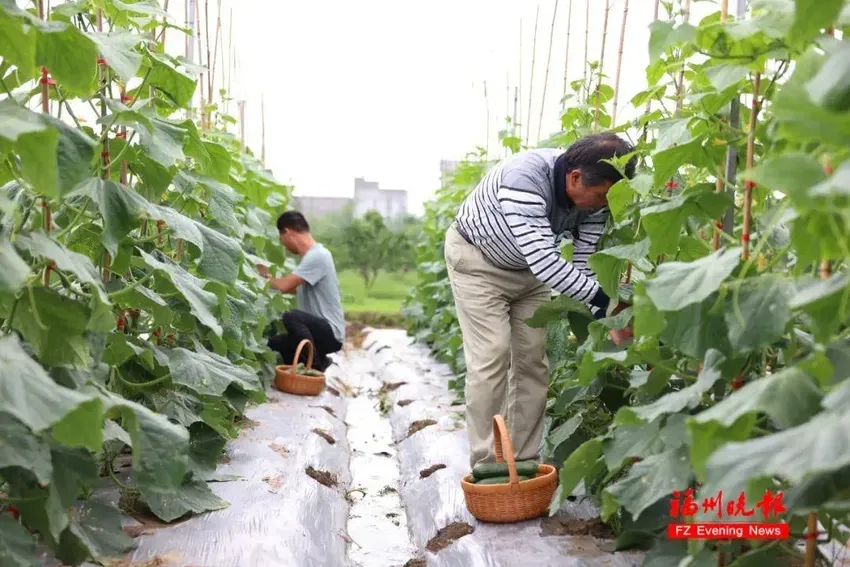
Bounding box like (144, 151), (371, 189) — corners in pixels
(460, 414), (558, 523)
(274, 339), (325, 396)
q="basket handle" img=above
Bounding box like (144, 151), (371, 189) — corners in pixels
(492, 414), (520, 491)
(292, 339), (314, 369)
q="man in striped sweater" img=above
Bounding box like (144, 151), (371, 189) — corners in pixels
(446, 132), (637, 469)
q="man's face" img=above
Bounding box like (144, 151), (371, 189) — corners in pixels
(279, 229), (297, 254)
(566, 169), (612, 210)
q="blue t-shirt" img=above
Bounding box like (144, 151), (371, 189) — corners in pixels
(293, 243), (346, 344)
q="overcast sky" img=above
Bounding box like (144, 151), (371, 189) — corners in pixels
(167, 0), (718, 214)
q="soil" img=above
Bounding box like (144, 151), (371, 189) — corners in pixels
(374, 451), (392, 458)
(425, 521), (475, 553)
(263, 475), (284, 490)
(403, 559), (426, 567)
(326, 386), (340, 397)
(312, 405), (336, 417)
(105, 554), (184, 567)
(218, 455), (232, 464)
(235, 417), (259, 430)
(540, 517), (616, 539)
(312, 428), (336, 445)
(380, 381), (406, 394)
(305, 466), (338, 488)
(406, 419), (437, 438)
(269, 443), (288, 457)
(397, 399), (414, 407)
(420, 464), (447, 479)
(378, 485), (397, 496)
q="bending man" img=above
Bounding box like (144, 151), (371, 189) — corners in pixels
(445, 132), (636, 469)
(258, 211), (346, 372)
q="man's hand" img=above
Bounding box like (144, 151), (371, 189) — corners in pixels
(609, 326), (633, 345)
(256, 264), (270, 279)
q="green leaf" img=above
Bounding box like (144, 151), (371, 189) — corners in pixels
(589, 239), (651, 300)
(659, 296), (731, 359)
(602, 420), (666, 470)
(88, 30), (142, 83)
(55, 500), (134, 564)
(790, 273), (850, 341)
(703, 409), (850, 500)
(0, 4), (37, 77)
(0, 412), (53, 484)
(789, 0), (844, 43)
(606, 179), (635, 223)
(549, 438), (603, 515)
(78, 178), (147, 256)
(0, 335), (96, 434)
(639, 192), (731, 257)
(14, 286), (92, 367)
(141, 477), (228, 523)
(627, 350), (725, 423)
(51, 399), (105, 452)
(35, 21), (99, 96)
(168, 344), (263, 398)
(0, 515), (39, 567)
(687, 414), (755, 481)
(0, 100), (48, 142)
(546, 414), (583, 455)
(526, 294), (594, 328)
(195, 223), (243, 284)
(704, 64), (750, 92)
(692, 367), (823, 430)
(0, 238), (30, 294)
(130, 112), (188, 169)
(17, 231), (108, 302)
(649, 21), (697, 61)
(138, 249), (223, 336)
(604, 447), (693, 520)
(645, 247), (741, 311)
(146, 50), (197, 107)
(741, 153), (827, 208)
(724, 275), (794, 353)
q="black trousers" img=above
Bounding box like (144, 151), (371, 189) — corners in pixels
(268, 310), (342, 372)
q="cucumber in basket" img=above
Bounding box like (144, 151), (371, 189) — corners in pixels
(471, 461), (539, 481)
(474, 475), (532, 485)
(294, 363), (324, 377)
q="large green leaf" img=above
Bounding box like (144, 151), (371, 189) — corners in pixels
(724, 275), (794, 353)
(602, 420), (666, 470)
(790, 273), (850, 341)
(138, 249), (223, 336)
(35, 20), (99, 97)
(195, 223), (243, 284)
(0, 515), (39, 567)
(648, 21), (697, 61)
(55, 501), (134, 564)
(0, 3), (37, 77)
(13, 286), (92, 367)
(0, 335), (97, 434)
(604, 447), (693, 520)
(88, 30), (142, 83)
(77, 178), (148, 256)
(141, 477), (228, 523)
(645, 247), (741, 311)
(17, 231), (108, 302)
(0, 412), (53, 484)
(639, 192), (731, 257)
(526, 293), (594, 328)
(168, 343), (263, 399)
(0, 238), (30, 294)
(548, 438), (603, 515)
(145, 50), (197, 108)
(789, 0), (844, 43)
(691, 367), (823, 430)
(588, 239), (651, 300)
(0, 101), (48, 142)
(741, 153), (826, 210)
(659, 295), (731, 359)
(624, 350), (725, 424)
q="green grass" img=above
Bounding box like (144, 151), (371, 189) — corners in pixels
(338, 269), (416, 315)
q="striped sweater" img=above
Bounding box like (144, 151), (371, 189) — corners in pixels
(454, 148), (611, 317)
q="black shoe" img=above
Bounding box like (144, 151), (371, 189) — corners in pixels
(313, 356), (332, 372)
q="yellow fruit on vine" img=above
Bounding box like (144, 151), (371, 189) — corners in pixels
(757, 254), (767, 272)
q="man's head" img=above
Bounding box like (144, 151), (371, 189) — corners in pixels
(276, 211), (312, 254)
(562, 132), (637, 210)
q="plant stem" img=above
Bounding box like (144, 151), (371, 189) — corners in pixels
(611, 0), (628, 128)
(675, 0), (692, 114)
(582, 0), (589, 101)
(594, 0), (610, 133)
(741, 72), (761, 260)
(562, 0), (572, 101)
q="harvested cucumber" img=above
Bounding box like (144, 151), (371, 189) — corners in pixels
(471, 461), (539, 481)
(475, 475), (531, 485)
(294, 363), (323, 377)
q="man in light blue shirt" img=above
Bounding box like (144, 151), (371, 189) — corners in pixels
(257, 211), (346, 371)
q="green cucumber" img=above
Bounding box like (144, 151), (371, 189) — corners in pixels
(471, 461), (539, 480)
(474, 475), (532, 485)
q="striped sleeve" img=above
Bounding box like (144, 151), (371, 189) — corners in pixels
(496, 181), (610, 316)
(571, 209), (609, 278)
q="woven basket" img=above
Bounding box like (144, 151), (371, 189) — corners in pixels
(460, 414), (558, 523)
(274, 339), (325, 396)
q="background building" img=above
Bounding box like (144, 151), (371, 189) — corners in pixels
(293, 177), (409, 222)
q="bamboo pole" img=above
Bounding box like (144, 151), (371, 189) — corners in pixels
(203, 0), (212, 130)
(711, 0), (730, 250)
(582, 0), (589, 101)
(195, 0), (205, 129)
(97, 7), (112, 283)
(610, 0), (628, 127)
(37, 0), (52, 286)
(238, 100), (245, 151)
(525, 5), (540, 145)
(562, 0), (572, 100)
(537, 0), (560, 142)
(210, 0), (222, 119)
(484, 81), (490, 157)
(513, 86), (519, 139)
(159, 0), (170, 47)
(226, 7), (233, 115)
(261, 94), (266, 166)
(741, 72), (760, 260)
(817, 25), (837, 281)
(518, 18), (523, 134)
(675, 0), (692, 113)
(594, 0), (610, 133)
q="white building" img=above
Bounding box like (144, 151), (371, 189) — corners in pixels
(352, 177), (408, 220)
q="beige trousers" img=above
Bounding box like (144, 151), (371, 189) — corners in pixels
(444, 224), (551, 469)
